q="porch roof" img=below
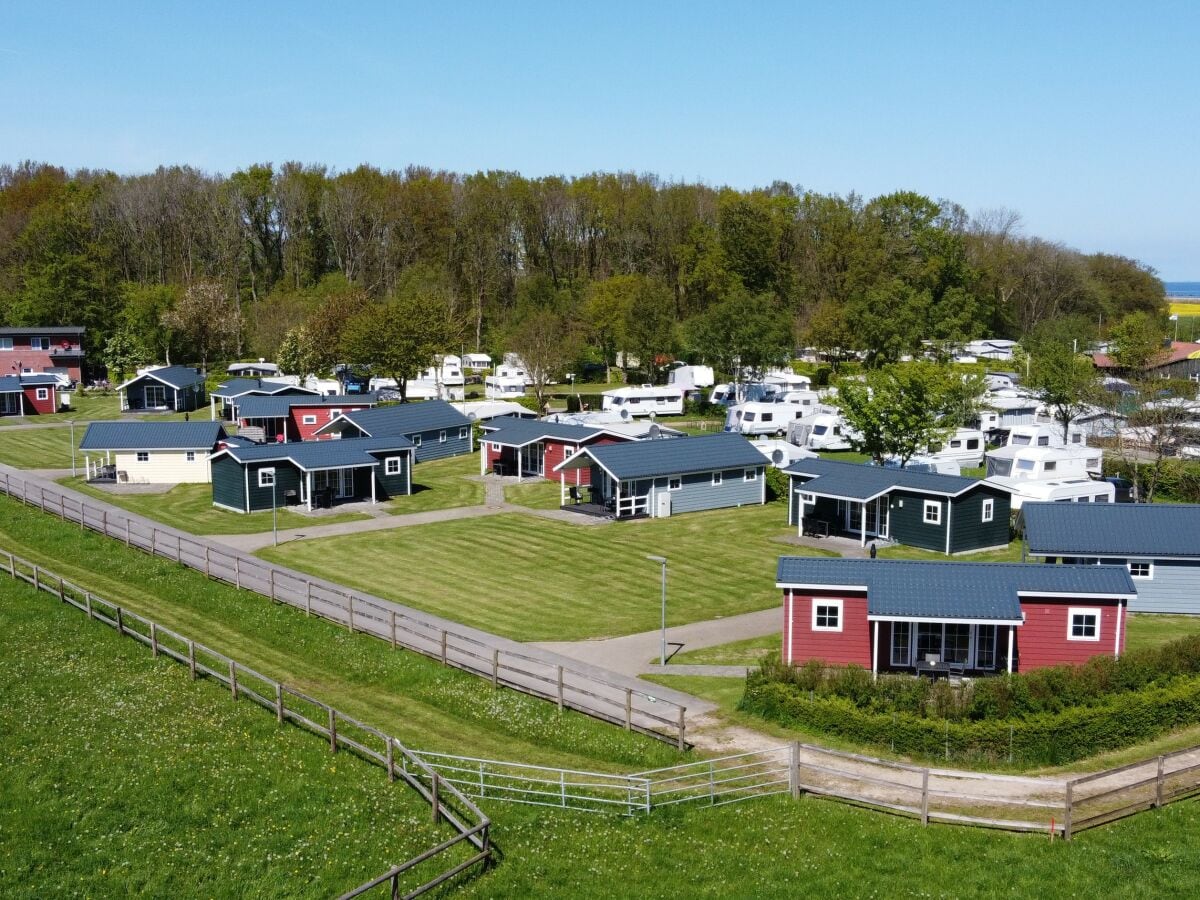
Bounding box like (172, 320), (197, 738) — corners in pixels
(554, 432), (764, 480)
(0, 374), (60, 393)
(785, 458), (996, 502)
(116, 365), (206, 392)
(480, 415), (602, 448)
(775, 558), (1136, 623)
(314, 399), (471, 438)
(211, 378), (318, 400)
(210, 436), (412, 472)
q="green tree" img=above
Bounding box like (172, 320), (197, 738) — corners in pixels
(583, 276), (635, 381)
(340, 294), (449, 403)
(508, 309), (579, 412)
(1107, 311), (1168, 372)
(120, 282), (179, 363)
(275, 325), (322, 379)
(1020, 335), (1100, 442)
(623, 277), (676, 383)
(688, 287), (792, 394)
(160, 280), (242, 374)
(100, 326), (151, 382)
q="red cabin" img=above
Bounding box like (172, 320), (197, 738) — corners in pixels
(237, 394), (379, 443)
(0, 374), (59, 417)
(478, 416), (633, 483)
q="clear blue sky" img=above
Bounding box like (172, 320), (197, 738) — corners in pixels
(2, 1), (1197, 278)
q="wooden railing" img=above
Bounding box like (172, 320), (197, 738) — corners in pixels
(0, 471), (688, 750)
(0, 548), (491, 898)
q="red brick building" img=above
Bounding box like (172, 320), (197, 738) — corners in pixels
(777, 558), (1135, 675)
(0, 326), (85, 383)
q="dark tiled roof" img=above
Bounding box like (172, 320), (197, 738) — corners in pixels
(119, 366), (206, 391)
(321, 399), (472, 437)
(775, 557), (1136, 621)
(79, 421), (227, 451)
(212, 378), (318, 399)
(563, 432), (764, 480)
(0, 326), (85, 335)
(213, 436), (412, 471)
(784, 458), (986, 501)
(0, 374), (60, 392)
(1024, 502), (1200, 559)
(481, 415), (603, 447)
(238, 393), (378, 419)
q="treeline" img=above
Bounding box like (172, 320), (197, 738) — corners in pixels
(0, 160), (1166, 375)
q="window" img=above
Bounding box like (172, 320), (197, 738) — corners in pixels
(302, 414), (317, 425)
(1129, 561), (1153, 579)
(185, 451), (196, 462)
(258, 468), (276, 487)
(35, 387), (49, 400)
(490, 442), (501, 451)
(411, 434), (422, 447)
(712, 472), (723, 486)
(1044, 461), (1057, 472)
(1071, 433), (1083, 444)
(329, 409), (342, 420)
(950, 440), (961, 449)
(975, 625), (997, 669)
(966, 438), (980, 450)
(1068, 608), (1101, 641)
(136, 452), (149, 463)
(982, 498), (994, 523)
(799, 492), (816, 504)
(459, 427), (469, 440)
(668, 477), (682, 491)
(744, 412), (756, 422)
(439, 430), (447, 443)
(923, 500), (941, 525)
(1012, 434), (1031, 446)
(944, 623), (971, 664)
(761, 413), (773, 423)
(744, 468), (757, 482)
(385, 457), (402, 476)
(0, 337), (11, 350)
(1037, 436), (1050, 446)
(1016, 459), (1034, 471)
(891, 621), (912, 666)
(916, 622), (942, 662)
(812, 600), (842, 632)
(30, 337), (50, 350)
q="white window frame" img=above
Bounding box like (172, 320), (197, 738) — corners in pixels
(744, 468), (757, 482)
(923, 500), (941, 525)
(258, 468), (276, 488)
(490, 442), (501, 452)
(812, 599), (843, 633)
(668, 476), (682, 491)
(712, 471), (723, 486)
(890, 621), (912, 666)
(411, 434), (422, 447)
(981, 498), (994, 523)
(800, 491), (816, 504)
(439, 430), (447, 443)
(384, 456), (402, 476)
(185, 451), (196, 462)
(563, 446), (575, 460)
(135, 451), (149, 463)
(0, 337), (11, 350)
(30, 337), (50, 351)
(302, 414), (318, 425)
(459, 427), (469, 440)
(1067, 607), (1101, 642)
(35, 387), (49, 401)
(1128, 560), (1153, 580)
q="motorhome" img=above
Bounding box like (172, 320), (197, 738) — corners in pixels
(763, 369), (812, 392)
(788, 408), (854, 451)
(1006, 423), (1087, 449)
(484, 375), (527, 400)
(975, 392), (1040, 436)
(601, 384), (685, 417)
(496, 363), (532, 385)
(666, 363), (715, 394)
(724, 391), (822, 436)
(462, 353), (492, 372)
(708, 382), (783, 406)
(985, 445), (1103, 480)
(926, 428), (987, 467)
(1003, 477), (1115, 510)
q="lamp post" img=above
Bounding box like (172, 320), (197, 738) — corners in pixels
(272, 478), (278, 547)
(68, 419), (76, 477)
(1170, 314), (1180, 343)
(646, 555), (668, 665)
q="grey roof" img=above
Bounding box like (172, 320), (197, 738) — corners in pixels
(775, 557), (1136, 621)
(212, 436), (413, 471)
(80, 421), (227, 451)
(238, 393), (378, 419)
(0, 374), (60, 392)
(482, 415), (604, 447)
(784, 458), (988, 501)
(212, 378), (318, 399)
(119, 366), (206, 391)
(1024, 502), (1200, 559)
(559, 432), (764, 480)
(318, 399), (472, 438)
(227, 362), (280, 374)
(0, 326), (85, 335)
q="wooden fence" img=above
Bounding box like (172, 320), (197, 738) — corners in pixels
(0, 548), (491, 898)
(0, 471), (688, 750)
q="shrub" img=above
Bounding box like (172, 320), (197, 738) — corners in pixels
(764, 467), (789, 502)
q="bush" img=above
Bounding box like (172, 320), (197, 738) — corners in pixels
(813, 365), (833, 387)
(765, 467), (790, 502)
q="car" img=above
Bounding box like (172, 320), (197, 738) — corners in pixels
(1103, 476), (1136, 503)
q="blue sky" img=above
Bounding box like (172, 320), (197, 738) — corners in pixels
(2, 1), (1197, 278)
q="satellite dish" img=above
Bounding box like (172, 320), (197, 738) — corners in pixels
(648, 423), (661, 439)
(466, 412), (477, 421)
(772, 449), (785, 465)
(649, 411), (657, 421)
(620, 408), (630, 420)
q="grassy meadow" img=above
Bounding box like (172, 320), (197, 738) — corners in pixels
(0, 574), (459, 898)
(386, 452), (485, 514)
(259, 503), (836, 642)
(0, 426), (81, 469)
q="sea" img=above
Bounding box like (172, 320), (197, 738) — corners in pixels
(1165, 281), (1200, 298)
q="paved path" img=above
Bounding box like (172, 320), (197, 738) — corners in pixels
(534, 607), (780, 679)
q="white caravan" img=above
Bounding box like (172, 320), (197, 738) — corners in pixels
(724, 391), (822, 436)
(751, 438), (819, 468)
(788, 409), (854, 451)
(496, 363), (532, 385)
(1003, 477), (1115, 510)
(985, 445), (1103, 480)
(926, 428), (987, 467)
(1007, 423), (1087, 449)
(763, 369), (812, 392)
(462, 353), (492, 372)
(666, 363), (715, 393)
(878, 456), (962, 476)
(484, 375), (527, 400)
(601, 385), (685, 417)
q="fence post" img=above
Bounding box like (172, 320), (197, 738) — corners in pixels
(269, 569), (276, 603)
(561, 770), (567, 807)
(431, 773), (441, 825)
(228, 660), (239, 700)
(390, 610), (397, 648)
(84, 591), (92, 619)
(204, 546), (211, 577)
(101, 508), (106, 534)
(678, 706), (686, 752)
(790, 742), (802, 799)
(492, 649), (499, 687)
(441, 630), (448, 665)
(151, 529), (155, 556)
(275, 683), (284, 724)
(347, 595), (354, 633)
(386, 739), (395, 783)
(625, 688), (632, 731)
(125, 519), (130, 547)
(150, 622), (158, 657)
(556, 666), (564, 711)
(306, 582), (313, 617)
(32, 564), (39, 592)
(1156, 755), (1165, 808)
(234, 557), (241, 589)
(710, 760), (715, 805)
(328, 707), (337, 753)
(78, 501), (85, 530)
(116, 606), (124, 636)
(920, 769), (930, 826)
(176, 534), (181, 561)
(39, 487), (45, 512)
(1064, 781), (1073, 841)
(57, 576), (65, 603)
(188, 640), (196, 680)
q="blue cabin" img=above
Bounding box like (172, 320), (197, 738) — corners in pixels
(117, 366), (207, 413)
(209, 377), (320, 421)
(553, 432), (767, 518)
(1023, 502), (1200, 615)
(315, 399), (474, 462)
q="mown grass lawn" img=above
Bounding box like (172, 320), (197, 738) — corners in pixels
(0, 574), (456, 898)
(58, 477), (370, 535)
(261, 503), (835, 641)
(0, 391), (204, 428)
(1126, 614), (1200, 653)
(669, 633), (778, 666)
(384, 452), (484, 514)
(504, 478), (563, 509)
(876, 539), (1024, 562)
(0, 426), (81, 468)
(0, 494), (678, 773)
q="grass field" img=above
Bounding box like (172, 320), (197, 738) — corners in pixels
(386, 453), (485, 514)
(0, 391), (202, 428)
(876, 540), (1024, 562)
(504, 479), (563, 509)
(0, 426), (81, 468)
(670, 633), (778, 666)
(1125, 614), (1200, 653)
(57, 477), (370, 535)
(0, 574), (456, 898)
(260, 504), (837, 642)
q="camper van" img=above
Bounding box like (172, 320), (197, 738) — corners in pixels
(985, 445), (1103, 480)
(667, 363), (715, 394)
(484, 375), (527, 400)
(724, 391), (822, 436)
(1007, 423), (1087, 448)
(601, 385), (685, 417)
(788, 409), (854, 451)
(1003, 477), (1116, 510)
(763, 369), (812, 392)
(496, 363), (532, 385)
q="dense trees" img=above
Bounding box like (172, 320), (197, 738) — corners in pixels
(0, 161), (1167, 380)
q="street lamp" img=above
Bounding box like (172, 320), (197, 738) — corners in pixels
(646, 555), (668, 665)
(1170, 314), (1180, 343)
(272, 478), (278, 546)
(68, 419), (76, 477)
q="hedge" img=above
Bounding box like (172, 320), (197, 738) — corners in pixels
(740, 673), (1200, 765)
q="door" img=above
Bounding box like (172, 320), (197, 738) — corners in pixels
(520, 442), (544, 476)
(144, 384), (167, 408)
(336, 468), (354, 498)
